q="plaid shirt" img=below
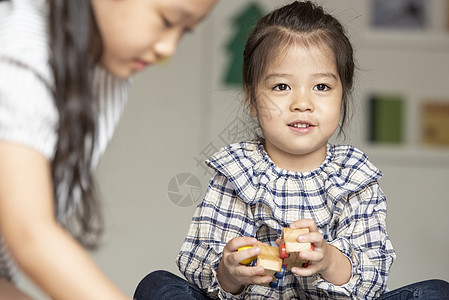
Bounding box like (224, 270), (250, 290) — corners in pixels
(177, 141), (396, 299)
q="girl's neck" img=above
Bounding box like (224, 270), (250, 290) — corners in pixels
(264, 143), (328, 173)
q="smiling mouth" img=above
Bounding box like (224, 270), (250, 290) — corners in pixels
(288, 121), (313, 128)
(289, 123), (310, 128)
(133, 59), (151, 71)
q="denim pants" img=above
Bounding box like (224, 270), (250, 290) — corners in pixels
(134, 270), (449, 300)
(379, 279), (449, 300)
(134, 270), (211, 300)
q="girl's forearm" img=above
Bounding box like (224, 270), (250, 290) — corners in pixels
(0, 143), (130, 300)
(320, 244), (351, 286)
(12, 222), (130, 300)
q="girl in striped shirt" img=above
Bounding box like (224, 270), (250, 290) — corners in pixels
(0, 0), (217, 299)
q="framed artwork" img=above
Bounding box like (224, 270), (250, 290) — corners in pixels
(368, 94), (404, 144)
(421, 101), (449, 147)
(371, 0), (428, 29)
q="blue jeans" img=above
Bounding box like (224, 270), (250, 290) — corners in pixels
(380, 279), (449, 300)
(134, 270), (449, 300)
(134, 270), (211, 300)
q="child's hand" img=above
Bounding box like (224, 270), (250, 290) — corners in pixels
(288, 219), (351, 285)
(216, 236), (273, 294)
(287, 219), (332, 277)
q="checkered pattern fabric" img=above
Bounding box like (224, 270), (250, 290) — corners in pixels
(177, 141), (396, 299)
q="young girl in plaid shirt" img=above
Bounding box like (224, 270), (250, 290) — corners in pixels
(134, 1), (449, 299)
(175, 1), (395, 298)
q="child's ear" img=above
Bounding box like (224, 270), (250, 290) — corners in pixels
(245, 85), (257, 117)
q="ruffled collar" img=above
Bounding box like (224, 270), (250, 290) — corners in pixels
(206, 141), (382, 206)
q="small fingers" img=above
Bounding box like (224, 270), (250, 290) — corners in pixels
(244, 266), (273, 285)
(235, 246), (260, 265)
(290, 245), (325, 277)
(251, 275), (274, 285)
(297, 231), (323, 246)
(290, 219), (318, 232)
(242, 265), (265, 277)
(298, 248), (323, 262)
(235, 265), (272, 285)
(291, 264), (317, 277)
(227, 236), (259, 252)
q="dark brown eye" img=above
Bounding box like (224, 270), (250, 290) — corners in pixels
(273, 84), (290, 91)
(314, 84), (330, 91)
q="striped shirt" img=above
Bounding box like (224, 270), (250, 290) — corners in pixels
(0, 0), (130, 281)
(177, 141), (396, 299)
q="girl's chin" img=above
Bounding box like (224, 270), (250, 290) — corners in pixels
(101, 60), (136, 78)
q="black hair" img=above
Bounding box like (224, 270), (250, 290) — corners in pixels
(49, 0), (103, 249)
(242, 1), (355, 135)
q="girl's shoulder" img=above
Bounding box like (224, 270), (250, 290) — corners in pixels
(329, 144), (376, 168)
(327, 144), (381, 177)
(324, 144), (383, 198)
(0, 1), (56, 159)
(205, 141), (266, 203)
(206, 141), (262, 173)
(0, 0), (51, 81)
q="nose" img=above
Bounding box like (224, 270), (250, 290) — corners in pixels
(153, 28), (183, 59)
(290, 89), (314, 112)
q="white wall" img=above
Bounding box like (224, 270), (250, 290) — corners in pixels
(19, 0), (449, 298)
